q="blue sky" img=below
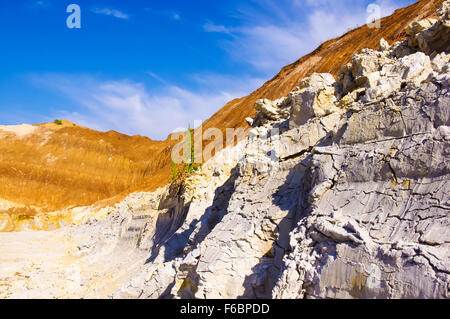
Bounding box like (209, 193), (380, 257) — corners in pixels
(0, 0), (414, 139)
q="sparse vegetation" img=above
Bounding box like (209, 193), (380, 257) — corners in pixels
(54, 120), (63, 125)
(170, 125), (202, 182)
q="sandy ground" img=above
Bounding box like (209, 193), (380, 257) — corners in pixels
(0, 225), (149, 299)
(0, 124), (37, 138)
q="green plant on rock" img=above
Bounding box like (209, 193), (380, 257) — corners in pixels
(170, 124), (203, 182)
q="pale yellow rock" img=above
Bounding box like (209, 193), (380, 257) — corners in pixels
(289, 73), (338, 127)
(407, 18), (437, 36)
(379, 38), (390, 51)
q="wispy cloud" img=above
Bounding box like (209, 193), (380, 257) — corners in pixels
(147, 71), (169, 85)
(92, 8), (129, 20)
(203, 22), (233, 34)
(28, 73), (263, 140)
(26, 0), (51, 9)
(34, 0), (49, 7)
(172, 12), (181, 21)
(145, 8), (182, 21)
(204, 0), (407, 73)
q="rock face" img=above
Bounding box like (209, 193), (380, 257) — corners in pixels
(0, 1), (449, 300)
(273, 79), (450, 299)
(416, 2), (450, 54)
(270, 3), (450, 298)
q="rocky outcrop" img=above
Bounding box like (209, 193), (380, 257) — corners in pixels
(154, 3), (448, 299)
(416, 2), (450, 54)
(273, 78), (450, 299)
(271, 3), (450, 298)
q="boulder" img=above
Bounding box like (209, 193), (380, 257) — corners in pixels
(407, 18), (437, 36)
(351, 49), (390, 80)
(338, 88), (366, 109)
(394, 52), (432, 86)
(289, 73), (338, 127)
(431, 52), (450, 73)
(379, 38), (390, 51)
(245, 117), (254, 126)
(390, 40), (415, 59)
(254, 97), (290, 123)
(255, 99), (280, 121)
(338, 49), (394, 94)
(337, 63), (356, 94)
(299, 72), (335, 89)
(415, 1), (450, 54)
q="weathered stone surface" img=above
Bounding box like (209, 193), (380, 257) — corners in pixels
(407, 18), (438, 48)
(415, 1), (450, 54)
(379, 38), (390, 52)
(254, 97), (290, 124)
(394, 52), (433, 86)
(273, 61), (450, 299)
(431, 52), (450, 73)
(337, 49), (395, 96)
(289, 73), (339, 127)
(407, 18), (437, 36)
(255, 98), (281, 121)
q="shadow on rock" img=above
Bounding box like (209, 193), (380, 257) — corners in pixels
(147, 167), (240, 264)
(239, 132), (334, 298)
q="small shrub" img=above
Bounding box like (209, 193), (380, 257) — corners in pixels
(54, 120), (63, 125)
(169, 124), (203, 182)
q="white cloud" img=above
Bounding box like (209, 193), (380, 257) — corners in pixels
(92, 8), (129, 19)
(172, 12), (181, 20)
(26, 0), (50, 9)
(203, 22), (233, 34)
(375, 0), (409, 17)
(34, 0), (49, 7)
(28, 73), (263, 140)
(205, 0), (407, 74)
(144, 8), (182, 22)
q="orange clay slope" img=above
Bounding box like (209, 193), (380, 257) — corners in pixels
(0, 0), (443, 216)
(0, 121), (167, 213)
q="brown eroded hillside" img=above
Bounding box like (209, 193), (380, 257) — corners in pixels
(0, 0), (443, 217)
(0, 121), (167, 213)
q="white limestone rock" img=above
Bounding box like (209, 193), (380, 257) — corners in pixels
(379, 38), (390, 51)
(394, 52), (433, 86)
(289, 73), (339, 127)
